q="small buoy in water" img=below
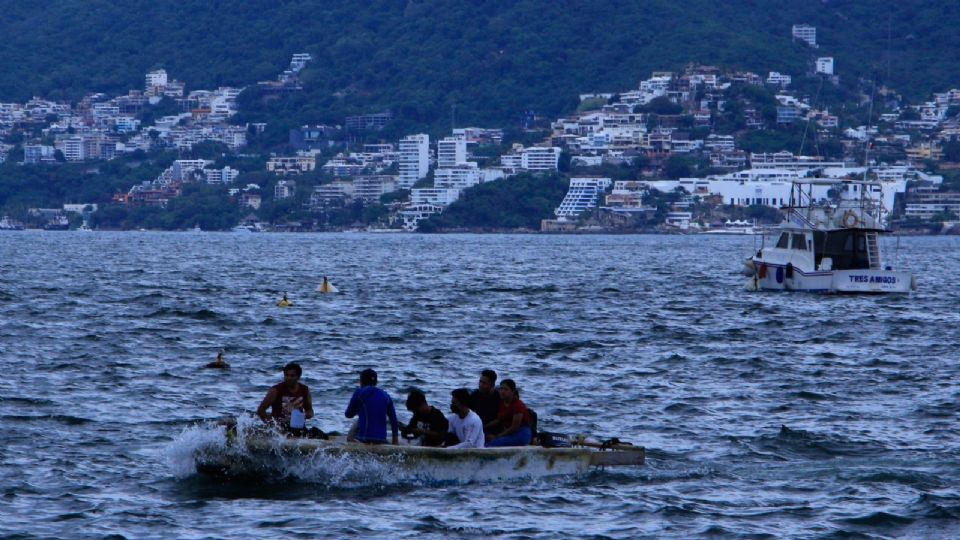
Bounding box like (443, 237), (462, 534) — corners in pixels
(205, 349), (230, 369)
(317, 276), (338, 294)
(277, 292), (292, 307)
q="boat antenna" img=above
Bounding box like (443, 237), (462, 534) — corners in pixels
(798, 73), (824, 159)
(863, 77), (877, 182)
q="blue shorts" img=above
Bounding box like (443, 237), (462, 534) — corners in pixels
(487, 426), (532, 447)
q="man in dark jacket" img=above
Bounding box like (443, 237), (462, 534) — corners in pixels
(468, 369), (501, 434)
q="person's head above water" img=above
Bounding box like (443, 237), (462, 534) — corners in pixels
(360, 368), (377, 387)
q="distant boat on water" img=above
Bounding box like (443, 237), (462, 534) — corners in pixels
(43, 214), (70, 231)
(701, 219), (762, 235)
(0, 215), (25, 231)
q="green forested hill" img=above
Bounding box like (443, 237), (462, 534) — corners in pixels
(0, 1), (958, 130)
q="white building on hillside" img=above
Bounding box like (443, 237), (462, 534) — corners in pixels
(435, 164), (482, 190)
(275, 180), (296, 200)
(816, 57), (834, 75)
(437, 136), (467, 168)
(767, 72), (792, 88)
(353, 175), (398, 203)
(399, 134), (429, 189)
(267, 155), (317, 175)
(555, 177), (612, 218)
(792, 24), (817, 47)
(203, 166), (239, 185)
(433, 164), (506, 190)
(501, 146), (561, 172)
(146, 69), (168, 89)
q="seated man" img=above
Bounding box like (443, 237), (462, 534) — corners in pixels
(445, 388), (485, 449)
(401, 389), (449, 447)
(256, 362), (313, 433)
(469, 369), (501, 434)
(345, 368), (399, 444)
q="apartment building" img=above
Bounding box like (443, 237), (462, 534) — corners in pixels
(398, 134), (429, 189)
(792, 24), (817, 47)
(555, 177), (612, 218)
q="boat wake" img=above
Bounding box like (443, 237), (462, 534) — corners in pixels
(165, 416), (441, 487)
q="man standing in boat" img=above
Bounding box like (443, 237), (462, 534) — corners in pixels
(345, 368), (399, 445)
(256, 362), (313, 431)
(469, 369), (501, 434)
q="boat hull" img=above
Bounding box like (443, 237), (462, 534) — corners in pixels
(194, 434), (644, 483)
(749, 261), (914, 293)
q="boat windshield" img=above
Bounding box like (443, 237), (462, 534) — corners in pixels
(812, 230), (871, 270)
(776, 233), (789, 248)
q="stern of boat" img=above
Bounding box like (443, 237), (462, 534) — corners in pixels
(830, 270), (916, 293)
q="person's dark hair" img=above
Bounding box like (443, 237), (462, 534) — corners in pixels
(500, 378), (518, 396)
(283, 362), (302, 377)
(481, 369), (497, 383)
(406, 389), (426, 411)
(360, 368), (378, 386)
(451, 388), (470, 406)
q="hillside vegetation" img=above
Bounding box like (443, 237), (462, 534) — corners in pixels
(0, 1), (957, 132)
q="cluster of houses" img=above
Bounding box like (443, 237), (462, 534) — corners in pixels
(7, 70), (244, 166)
(264, 127), (554, 230)
(4, 53), (313, 169)
(7, 23), (960, 233)
(543, 160), (945, 232)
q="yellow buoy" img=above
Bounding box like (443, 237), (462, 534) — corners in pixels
(318, 276), (338, 294)
(277, 293), (292, 307)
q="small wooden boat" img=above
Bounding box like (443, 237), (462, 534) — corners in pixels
(194, 419), (645, 482)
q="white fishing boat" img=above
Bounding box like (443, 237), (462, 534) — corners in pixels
(0, 215), (25, 231)
(743, 179), (916, 294)
(194, 419), (645, 482)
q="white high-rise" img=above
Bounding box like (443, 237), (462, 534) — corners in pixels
(815, 57), (834, 75)
(437, 136), (467, 168)
(521, 147), (561, 171)
(399, 134), (429, 189)
(791, 24), (817, 47)
(145, 69), (168, 89)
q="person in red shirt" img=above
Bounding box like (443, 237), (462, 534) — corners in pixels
(484, 379), (532, 447)
(257, 362), (314, 432)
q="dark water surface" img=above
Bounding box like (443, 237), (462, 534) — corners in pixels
(1, 232), (958, 539)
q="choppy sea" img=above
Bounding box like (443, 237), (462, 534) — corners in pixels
(1, 231), (958, 539)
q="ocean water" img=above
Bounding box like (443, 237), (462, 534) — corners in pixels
(1, 231), (958, 539)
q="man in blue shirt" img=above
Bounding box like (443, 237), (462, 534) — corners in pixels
(345, 368), (399, 444)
